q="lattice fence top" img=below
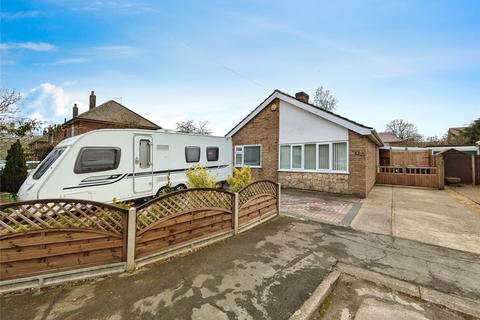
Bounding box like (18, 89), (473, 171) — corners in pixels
(239, 180), (278, 206)
(0, 200), (127, 236)
(136, 189), (234, 232)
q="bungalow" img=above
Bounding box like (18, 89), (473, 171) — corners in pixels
(226, 90), (383, 198)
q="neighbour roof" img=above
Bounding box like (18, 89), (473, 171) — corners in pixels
(377, 132), (402, 143)
(64, 100), (161, 129)
(28, 135), (48, 145)
(448, 127), (466, 136)
(226, 89), (383, 146)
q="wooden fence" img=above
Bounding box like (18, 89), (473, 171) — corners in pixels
(135, 189), (235, 259)
(0, 200), (128, 281)
(238, 180), (279, 230)
(0, 181), (280, 291)
(376, 165), (443, 189)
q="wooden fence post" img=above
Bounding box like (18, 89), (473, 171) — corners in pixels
(277, 182), (281, 215)
(126, 207), (137, 272)
(233, 193), (239, 234)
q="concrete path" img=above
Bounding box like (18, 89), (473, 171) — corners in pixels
(316, 275), (471, 320)
(1, 216), (480, 320)
(352, 185), (480, 254)
(449, 185), (480, 205)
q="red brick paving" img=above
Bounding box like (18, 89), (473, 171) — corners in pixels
(281, 190), (355, 224)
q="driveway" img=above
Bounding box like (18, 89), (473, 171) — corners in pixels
(2, 216), (480, 320)
(281, 189), (361, 225)
(352, 185), (480, 255)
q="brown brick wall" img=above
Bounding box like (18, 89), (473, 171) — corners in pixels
(231, 99), (280, 181)
(64, 120), (131, 138)
(364, 134), (378, 193)
(348, 130), (377, 197)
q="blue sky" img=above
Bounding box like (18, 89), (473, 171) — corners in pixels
(1, 0), (479, 136)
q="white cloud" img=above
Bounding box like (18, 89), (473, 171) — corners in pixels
(0, 11), (40, 19)
(0, 42), (57, 52)
(87, 45), (141, 58)
(49, 57), (91, 65)
(24, 83), (87, 125)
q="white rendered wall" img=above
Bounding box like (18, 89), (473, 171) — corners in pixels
(279, 100), (348, 144)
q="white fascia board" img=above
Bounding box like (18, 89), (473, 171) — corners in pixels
(226, 93), (278, 137)
(226, 91), (374, 138)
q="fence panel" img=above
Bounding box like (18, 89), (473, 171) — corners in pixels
(0, 200), (128, 280)
(376, 166), (440, 189)
(238, 180), (278, 228)
(135, 189), (234, 259)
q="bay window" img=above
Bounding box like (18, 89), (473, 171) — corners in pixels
(279, 142), (348, 173)
(235, 145), (261, 167)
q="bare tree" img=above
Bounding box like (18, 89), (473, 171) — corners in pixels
(421, 133), (448, 146)
(385, 119), (422, 144)
(0, 88), (40, 141)
(176, 120), (212, 135)
(313, 86), (338, 112)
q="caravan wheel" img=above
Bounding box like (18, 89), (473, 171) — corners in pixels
(174, 184), (187, 191)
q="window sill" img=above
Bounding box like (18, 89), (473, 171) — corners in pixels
(235, 165), (262, 169)
(278, 169), (349, 175)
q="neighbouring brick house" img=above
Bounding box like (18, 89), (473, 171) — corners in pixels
(63, 91), (160, 138)
(226, 90), (383, 198)
(377, 132), (403, 147)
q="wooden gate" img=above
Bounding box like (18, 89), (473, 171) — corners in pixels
(376, 165), (443, 189)
(0, 200), (128, 280)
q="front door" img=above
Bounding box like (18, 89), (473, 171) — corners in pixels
(133, 135), (153, 194)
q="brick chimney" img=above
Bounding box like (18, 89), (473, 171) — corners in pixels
(295, 91), (309, 103)
(89, 91), (96, 110)
(72, 103), (78, 117)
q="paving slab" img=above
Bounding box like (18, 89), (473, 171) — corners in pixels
(315, 275), (477, 320)
(449, 185), (480, 205)
(352, 185), (480, 254)
(1, 216), (479, 320)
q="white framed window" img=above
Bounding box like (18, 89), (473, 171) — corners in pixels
(304, 144), (316, 170)
(234, 145), (261, 168)
(280, 145), (290, 169)
(332, 142), (348, 171)
(291, 145), (303, 169)
(278, 141), (348, 173)
(318, 144), (329, 170)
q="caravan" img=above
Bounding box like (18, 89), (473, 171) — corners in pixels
(18, 129), (232, 203)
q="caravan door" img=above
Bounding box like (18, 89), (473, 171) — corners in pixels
(133, 135), (153, 194)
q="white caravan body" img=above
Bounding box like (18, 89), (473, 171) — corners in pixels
(18, 129), (232, 203)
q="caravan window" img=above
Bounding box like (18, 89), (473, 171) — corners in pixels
(206, 147), (219, 161)
(139, 139), (151, 168)
(185, 146), (200, 163)
(33, 148), (66, 180)
(74, 147), (121, 173)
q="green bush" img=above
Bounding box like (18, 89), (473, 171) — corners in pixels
(1, 140), (27, 194)
(185, 165), (217, 188)
(227, 166), (254, 192)
(158, 172), (174, 195)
